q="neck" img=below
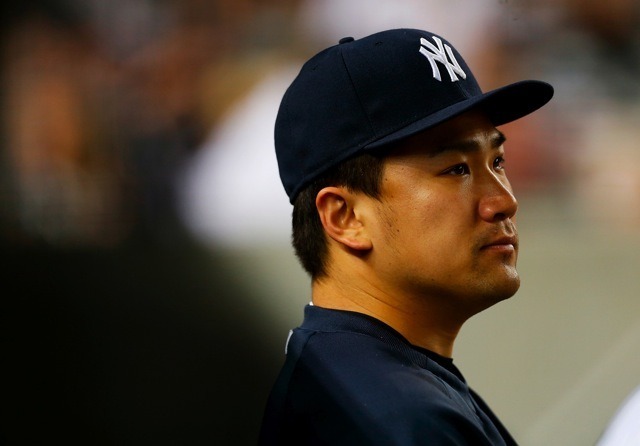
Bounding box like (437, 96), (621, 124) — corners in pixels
(312, 274), (465, 358)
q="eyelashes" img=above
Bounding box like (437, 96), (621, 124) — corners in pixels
(442, 157), (506, 176)
(444, 164), (470, 175)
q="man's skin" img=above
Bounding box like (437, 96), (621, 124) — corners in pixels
(313, 109), (520, 358)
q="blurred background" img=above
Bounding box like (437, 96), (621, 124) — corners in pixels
(1, 0), (640, 444)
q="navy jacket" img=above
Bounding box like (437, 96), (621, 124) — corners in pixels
(259, 305), (517, 445)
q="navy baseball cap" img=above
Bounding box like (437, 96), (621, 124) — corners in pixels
(275, 28), (554, 202)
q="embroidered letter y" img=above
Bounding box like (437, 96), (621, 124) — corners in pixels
(419, 36), (467, 82)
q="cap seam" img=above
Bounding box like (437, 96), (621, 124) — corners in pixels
(338, 45), (378, 141)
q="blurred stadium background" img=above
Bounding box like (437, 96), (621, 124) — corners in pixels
(2, 1), (640, 444)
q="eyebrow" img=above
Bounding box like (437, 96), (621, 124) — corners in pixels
(428, 130), (506, 157)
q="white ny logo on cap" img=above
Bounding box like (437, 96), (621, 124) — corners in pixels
(419, 36), (467, 82)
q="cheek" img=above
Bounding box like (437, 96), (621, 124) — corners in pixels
(386, 190), (455, 246)
(408, 188), (464, 230)
(379, 176), (473, 246)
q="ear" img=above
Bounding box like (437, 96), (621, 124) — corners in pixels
(316, 187), (373, 252)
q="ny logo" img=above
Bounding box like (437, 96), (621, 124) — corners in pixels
(418, 36), (467, 82)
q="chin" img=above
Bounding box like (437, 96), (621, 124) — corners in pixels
(490, 273), (521, 303)
(475, 269), (521, 310)
(496, 283), (520, 302)
(445, 274), (521, 319)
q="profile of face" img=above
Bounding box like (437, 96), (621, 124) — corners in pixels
(366, 109), (521, 317)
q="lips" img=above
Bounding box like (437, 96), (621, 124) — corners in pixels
(481, 235), (518, 250)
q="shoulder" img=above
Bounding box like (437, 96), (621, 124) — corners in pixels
(283, 329), (488, 443)
(261, 324), (503, 445)
(291, 327), (447, 398)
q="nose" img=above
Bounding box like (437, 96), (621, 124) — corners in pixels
(477, 173), (518, 222)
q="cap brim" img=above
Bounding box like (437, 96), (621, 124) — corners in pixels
(365, 80), (554, 150)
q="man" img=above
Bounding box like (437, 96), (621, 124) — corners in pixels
(259, 28), (553, 445)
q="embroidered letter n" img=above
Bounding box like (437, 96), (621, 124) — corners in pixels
(419, 36), (467, 82)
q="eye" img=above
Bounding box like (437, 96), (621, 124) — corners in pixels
(493, 156), (506, 171)
(445, 164), (469, 176)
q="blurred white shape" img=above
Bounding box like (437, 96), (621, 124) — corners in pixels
(597, 386), (640, 446)
(178, 66), (299, 248)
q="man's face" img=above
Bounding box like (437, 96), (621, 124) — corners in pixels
(367, 109), (520, 316)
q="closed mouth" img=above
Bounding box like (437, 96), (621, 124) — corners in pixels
(481, 236), (518, 250)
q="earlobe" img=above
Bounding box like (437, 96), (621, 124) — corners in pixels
(316, 187), (373, 252)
